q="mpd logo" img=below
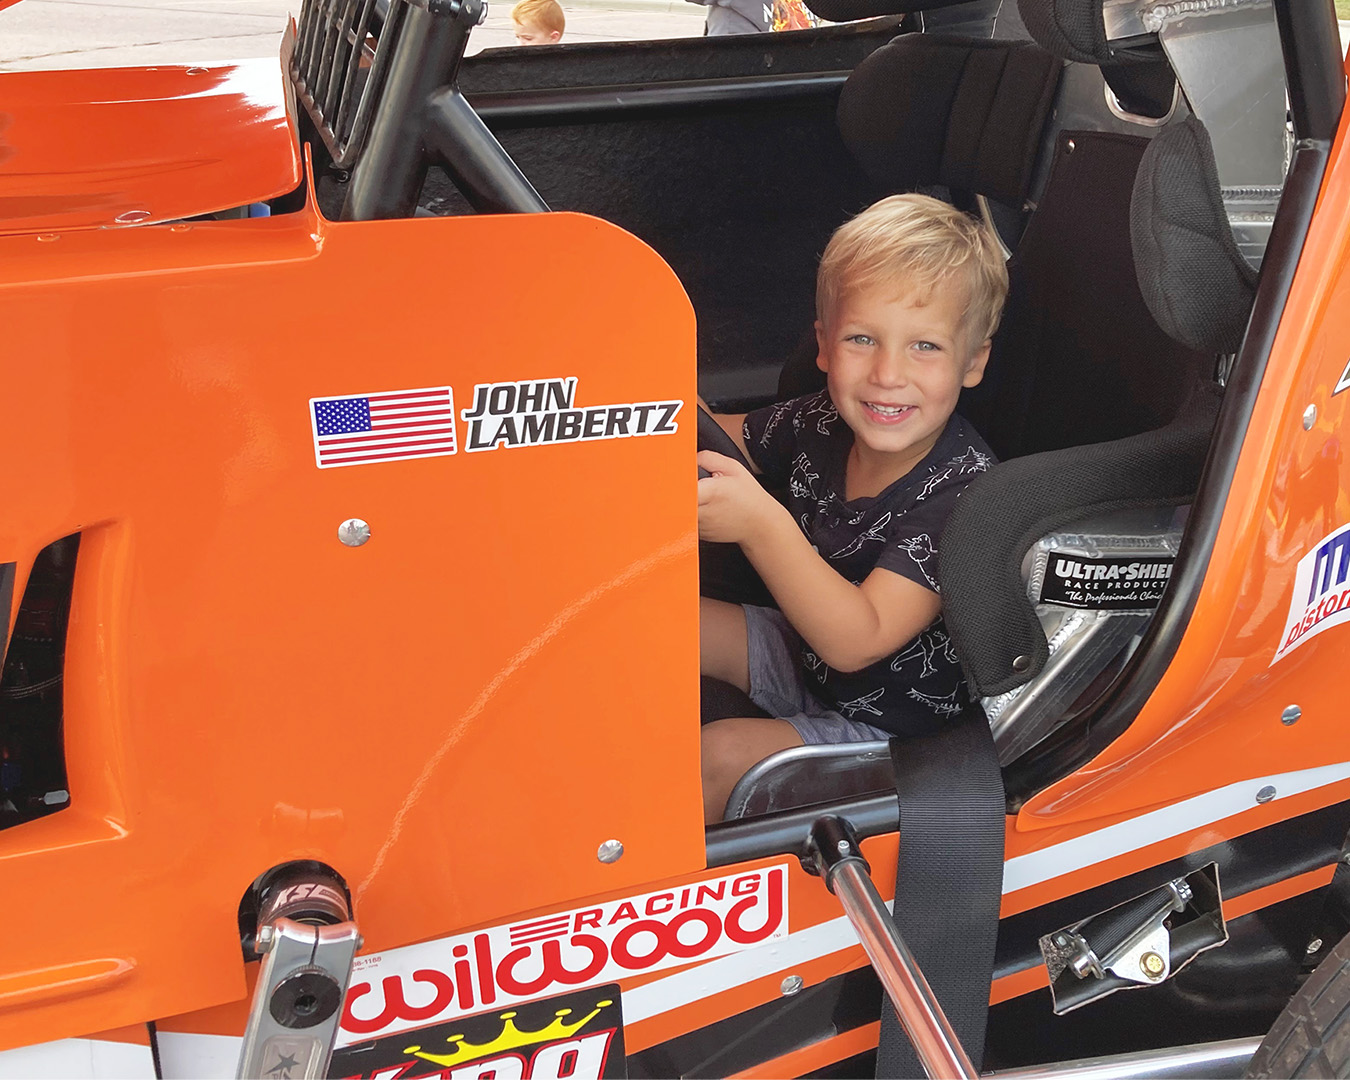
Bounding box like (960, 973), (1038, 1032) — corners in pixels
(1274, 523), (1350, 664)
(337, 866), (788, 1046)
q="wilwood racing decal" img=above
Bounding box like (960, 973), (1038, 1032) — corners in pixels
(1039, 556), (1174, 610)
(337, 865), (787, 1046)
(332, 986), (627, 1079)
(461, 377), (682, 453)
(1274, 522), (1350, 664)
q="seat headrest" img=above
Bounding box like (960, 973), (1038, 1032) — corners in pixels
(1017, 0), (1114, 65)
(837, 35), (1060, 208)
(1131, 118), (1257, 354)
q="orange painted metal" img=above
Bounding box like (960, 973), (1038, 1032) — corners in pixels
(2, 14), (1350, 1078)
(0, 60), (300, 232)
(0, 194), (701, 1048)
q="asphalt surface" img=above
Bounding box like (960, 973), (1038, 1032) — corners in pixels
(0, 0), (707, 70)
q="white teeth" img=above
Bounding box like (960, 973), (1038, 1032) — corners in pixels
(866, 403), (909, 416)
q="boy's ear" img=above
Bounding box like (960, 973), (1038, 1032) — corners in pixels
(814, 320), (830, 373)
(962, 339), (992, 388)
(548, 29), (560, 39)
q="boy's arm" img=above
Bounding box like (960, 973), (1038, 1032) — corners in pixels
(698, 452), (941, 672)
(696, 394), (755, 472)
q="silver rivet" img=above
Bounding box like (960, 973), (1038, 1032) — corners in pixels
(1012, 655), (1031, 672)
(1282, 705), (1302, 725)
(1307, 938), (1324, 954)
(114, 209), (152, 224)
(338, 518), (371, 547)
(1256, 785), (1277, 804)
(597, 839), (624, 863)
(1303, 404), (1317, 430)
(36, 233), (59, 242)
(1066, 138), (1076, 152)
(185, 66), (209, 75)
(781, 975), (804, 996)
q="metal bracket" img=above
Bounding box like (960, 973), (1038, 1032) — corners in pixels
(236, 918), (361, 1080)
(1059, 877), (1191, 986)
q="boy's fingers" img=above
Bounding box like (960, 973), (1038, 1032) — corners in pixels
(697, 449), (744, 475)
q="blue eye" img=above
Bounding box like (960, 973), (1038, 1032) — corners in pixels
(847, 334), (876, 346)
(914, 341), (941, 353)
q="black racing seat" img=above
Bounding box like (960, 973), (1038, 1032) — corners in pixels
(722, 0), (1260, 819)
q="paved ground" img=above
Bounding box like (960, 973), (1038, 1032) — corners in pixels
(0, 0), (706, 70)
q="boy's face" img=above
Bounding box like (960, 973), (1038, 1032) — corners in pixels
(513, 20), (560, 43)
(815, 280), (989, 477)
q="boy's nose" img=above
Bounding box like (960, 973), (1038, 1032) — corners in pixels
(871, 350), (909, 386)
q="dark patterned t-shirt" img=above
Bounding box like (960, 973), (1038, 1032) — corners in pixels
(743, 390), (996, 737)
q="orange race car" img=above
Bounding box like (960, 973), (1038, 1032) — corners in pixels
(2, 0), (1350, 1077)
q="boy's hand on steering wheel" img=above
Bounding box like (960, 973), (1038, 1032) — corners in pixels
(696, 450), (783, 545)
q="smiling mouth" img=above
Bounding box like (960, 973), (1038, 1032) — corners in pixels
(862, 402), (915, 423)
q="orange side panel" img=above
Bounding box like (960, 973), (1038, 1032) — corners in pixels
(0, 202), (702, 1048)
(0, 59), (299, 233)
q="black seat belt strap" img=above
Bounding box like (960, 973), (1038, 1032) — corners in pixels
(876, 715), (1005, 1078)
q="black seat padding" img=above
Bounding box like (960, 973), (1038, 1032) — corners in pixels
(942, 385), (1220, 698)
(963, 129), (1213, 460)
(1132, 117), (1258, 354)
(836, 34), (1061, 209)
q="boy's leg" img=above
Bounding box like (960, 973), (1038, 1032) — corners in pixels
(701, 716), (803, 824)
(701, 597), (750, 693)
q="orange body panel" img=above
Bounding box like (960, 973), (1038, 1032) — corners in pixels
(0, 201), (702, 1048)
(0, 60), (300, 232)
(2, 25), (1350, 1078)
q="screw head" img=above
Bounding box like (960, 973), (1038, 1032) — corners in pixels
(1282, 705), (1302, 725)
(257, 925), (275, 952)
(1066, 138), (1076, 152)
(1303, 404), (1318, 430)
(1140, 951), (1166, 979)
(1308, 938), (1324, 954)
(781, 975), (804, 996)
(114, 209), (152, 224)
(597, 839), (624, 864)
(1256, 785), (1277, 804)
(1012, 654), (1031, 673)
(836, 839), (852, 856)
(338, 518), (371, 547)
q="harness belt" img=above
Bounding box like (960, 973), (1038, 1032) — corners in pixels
(876, 715), (1006, 1078)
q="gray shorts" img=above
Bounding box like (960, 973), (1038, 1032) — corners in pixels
(744, 605), (892, 745)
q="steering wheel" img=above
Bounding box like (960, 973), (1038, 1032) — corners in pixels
(697, 402), (753, 477)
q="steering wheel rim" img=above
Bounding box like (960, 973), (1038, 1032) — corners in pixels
(697, 402), (753, 472)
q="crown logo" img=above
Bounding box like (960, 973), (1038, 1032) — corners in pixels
(404, 1001), (611, 1068)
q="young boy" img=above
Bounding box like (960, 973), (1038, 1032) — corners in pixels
(511, 0), (564, 44)
(698, 193), (1008, 823)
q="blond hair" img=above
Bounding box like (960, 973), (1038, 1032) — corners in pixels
(816, 194), (1009, 348)
(511, 0), (565, 34)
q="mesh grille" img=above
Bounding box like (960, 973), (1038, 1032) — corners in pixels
(290, 0), (408, 168)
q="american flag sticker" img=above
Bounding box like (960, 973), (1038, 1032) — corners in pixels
(309, 385), (457, 469)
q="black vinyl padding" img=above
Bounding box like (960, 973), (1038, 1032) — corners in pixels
(837, 35), (1061, 209)
(940, 385), (1221, 698)
(1132, 118), (1259, 355)
(962, 131), (1212, 461)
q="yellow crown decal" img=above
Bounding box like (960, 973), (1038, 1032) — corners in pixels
(404, 1001), (611, 1068)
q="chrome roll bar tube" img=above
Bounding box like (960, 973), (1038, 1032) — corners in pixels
(805, 815), (977, 1080)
